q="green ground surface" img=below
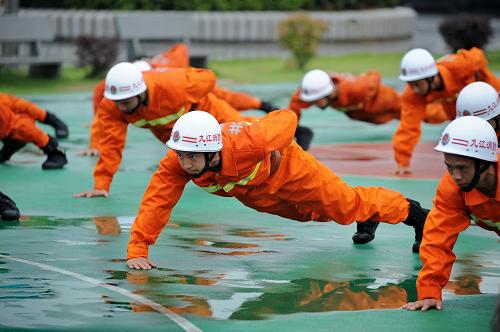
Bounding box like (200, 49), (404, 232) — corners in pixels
(0, 84), (498, 331)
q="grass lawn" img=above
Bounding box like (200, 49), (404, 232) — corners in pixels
(2, 50), (500, 95)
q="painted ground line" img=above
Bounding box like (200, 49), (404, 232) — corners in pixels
(0, 254), (202, 332)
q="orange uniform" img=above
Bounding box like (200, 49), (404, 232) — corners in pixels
(0, 105), (13, 140)
(393, 47), (500, 167)
(417, 164), (500, 301)
(0, 104), (49, 147)
(288, 72), (401, 124)
(90, 80), (106, 149)
(127, 110), (411, 259)
(94, 67), (247, 192)
(149, 43), (190, 68)
(0, 92), (47, 122)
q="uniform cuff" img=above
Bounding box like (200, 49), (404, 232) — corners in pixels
(127, 242), (149, 260)
(417, 285), (442, 301)
(94, 178), (111, 192)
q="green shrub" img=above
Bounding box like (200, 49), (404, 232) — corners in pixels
(277, 12), (327, 70)
(439, 14), (493, 52)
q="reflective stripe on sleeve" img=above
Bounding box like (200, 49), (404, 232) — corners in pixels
(133, 107), (187, 127)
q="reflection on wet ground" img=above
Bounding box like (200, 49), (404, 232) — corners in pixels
(171, 234), (278, 256)
(0, 216), (498, 328)
(172, 235), (260, 249)
(168, 225), (291, 256)
(105, 269), (223, 286)
(230, 278), (415, 319)
(99, 272), (491, 320)
(93, 217), (121, 236)
(98, 266), (493, 320)
(0, 215), (88, 229)
(227, 228), (290, 241)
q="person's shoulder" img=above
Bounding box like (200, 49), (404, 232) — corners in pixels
(401, 85), (421, 102)
(98, 98), (121, 117)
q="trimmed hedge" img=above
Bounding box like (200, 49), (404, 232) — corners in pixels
(20, 0), (400, 11)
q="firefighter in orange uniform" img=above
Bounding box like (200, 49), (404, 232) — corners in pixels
(394, 47), (500, 176)
(402, 116), (499, 311)
(74, 62), (250, 198)
(0, 93), (68, 138)
(288, 69), (402, 151)
(290, 69), (403, 243)
(83, 45), (277, 157)
(0, 104), (67, 169)
(126, 110), (430, 270)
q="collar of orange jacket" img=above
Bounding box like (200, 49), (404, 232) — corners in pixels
(218, 138), (239, 177)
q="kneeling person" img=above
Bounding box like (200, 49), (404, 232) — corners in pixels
(0, 105), (67, 169)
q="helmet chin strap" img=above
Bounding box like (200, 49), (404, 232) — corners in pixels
(124, 91), (148, 114)
(491, 117), (499, 131)
(318, 96), (334, 110)
(423, 77), (434, 96)
(461, 159), (491, 192)
(191, 152), (221, 178)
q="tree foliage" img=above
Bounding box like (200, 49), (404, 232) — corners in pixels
(19, 0), (400, 10)
(277, 12), (327, 70)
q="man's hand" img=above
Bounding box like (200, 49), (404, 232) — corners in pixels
(78, 148), (99, 157)
(127, 257), (157, 270)
(401, 299), (443, 311)
(394, 165), (411, 176)
(73, 189), (109, 198)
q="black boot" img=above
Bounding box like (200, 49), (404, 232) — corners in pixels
(259, 101), (279, 113)
(0, 137), (26, 162)
(43, 112), (69, 139)
(295, 126), (314, 151)
(352, 220), (379, 244)
(403, 199), (430, 253)
(0, 192), (20, 220)
(41, 136), (67, 170)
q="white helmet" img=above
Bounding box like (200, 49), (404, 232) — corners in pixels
(399, 48), (438, 82)
(166, 111), (223, 152)
(456, 82), (500, 120)
(132, 60), (152, 72)
(104, 62), (147, 100)
(435, 116), (497, 162)
(299, 69), (335, 102)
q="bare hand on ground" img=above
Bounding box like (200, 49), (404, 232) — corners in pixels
(127, 257), (157, 270)
(394, 165), (411, 176)
(73, 189), (109, 198)
(401, 299), (443, 311)
(78, 148), (99, 157)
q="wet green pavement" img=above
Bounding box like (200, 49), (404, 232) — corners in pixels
(0, 82), (498, 331)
